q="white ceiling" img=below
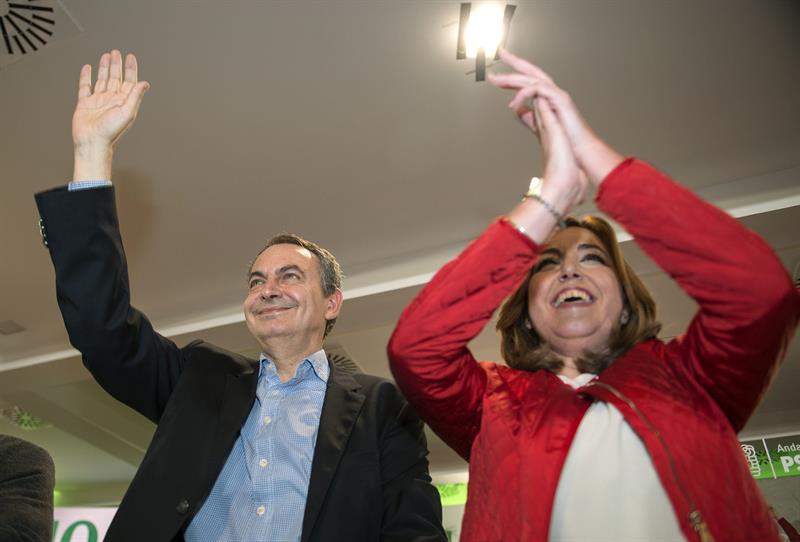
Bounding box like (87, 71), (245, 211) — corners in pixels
(1, 0), (799, 505)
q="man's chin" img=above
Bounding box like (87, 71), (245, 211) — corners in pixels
(246, 321), (290, 340)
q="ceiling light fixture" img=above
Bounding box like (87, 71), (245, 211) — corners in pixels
(456, 2), (516, 81)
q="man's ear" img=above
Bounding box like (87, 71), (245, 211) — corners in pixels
(325, 288), (344, 320)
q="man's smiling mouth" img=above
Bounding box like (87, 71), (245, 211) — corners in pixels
(255, 306), (295, 317)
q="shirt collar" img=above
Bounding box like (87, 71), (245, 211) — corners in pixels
(258, 349), (330, 383)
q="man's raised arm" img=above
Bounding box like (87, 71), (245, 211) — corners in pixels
(35, 51), (186, 423)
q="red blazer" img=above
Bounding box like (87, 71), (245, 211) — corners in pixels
(388, 159), (800, 542)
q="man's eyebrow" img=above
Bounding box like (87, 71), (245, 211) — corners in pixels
(277, 264), (305, 276)
(247, 265), (305, 281)
(247, 270), (266, 282)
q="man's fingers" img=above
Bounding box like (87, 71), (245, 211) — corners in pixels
(119, 54), (138, 95)
(120, 80), (150, 118)
(107, 49), (123, 92)
(123, 54), (138, 85)
(77, 64), (92, 99)
(94, 52), (111, 93)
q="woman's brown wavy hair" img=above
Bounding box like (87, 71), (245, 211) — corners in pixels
(496, 215), (661, 374)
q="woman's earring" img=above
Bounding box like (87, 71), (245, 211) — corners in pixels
(620, 309), (630, 326)
(524, 317), (533, 330)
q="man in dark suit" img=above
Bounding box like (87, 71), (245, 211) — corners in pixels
(36, 49), (445, 542)
(0, 435), (55, 542)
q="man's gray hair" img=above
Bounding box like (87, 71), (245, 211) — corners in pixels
(251, 233), (344, 337)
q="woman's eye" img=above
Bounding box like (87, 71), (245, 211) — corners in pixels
(582, 253), (607, 265)
(534, 259), (558, 273)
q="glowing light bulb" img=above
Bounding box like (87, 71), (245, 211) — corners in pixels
(464, 3), (506, 58)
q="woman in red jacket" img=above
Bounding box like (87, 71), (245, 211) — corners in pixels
(387, 49), (800, 542)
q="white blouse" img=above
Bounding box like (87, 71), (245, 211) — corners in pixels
(549, 373), (687, 542)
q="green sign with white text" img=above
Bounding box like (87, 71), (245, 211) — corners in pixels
(741, 435), (800, 480)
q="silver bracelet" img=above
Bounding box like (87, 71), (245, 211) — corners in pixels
(523, 193), (566, 229)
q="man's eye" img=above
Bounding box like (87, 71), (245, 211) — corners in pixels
(249, 279), (264, 289)
(282, 273), (300, 281)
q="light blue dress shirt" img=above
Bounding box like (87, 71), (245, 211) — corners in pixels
(185, 351), (329, 542)
(67, 180), (112, 191)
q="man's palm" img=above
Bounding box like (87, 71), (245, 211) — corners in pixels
(72, 50), (149, 150)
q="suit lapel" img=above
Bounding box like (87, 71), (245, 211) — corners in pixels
(301, 364), (365, 542)
(210, 359), (259, 482)
(219, 370), (258, 438)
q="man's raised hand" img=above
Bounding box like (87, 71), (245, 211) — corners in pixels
(72, 50), (149, 181)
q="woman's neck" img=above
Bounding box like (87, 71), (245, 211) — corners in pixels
(554, 353), (582, 379)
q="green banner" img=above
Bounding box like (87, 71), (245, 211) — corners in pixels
(741, 435), (800, 480)
(436, 482), (468, 507)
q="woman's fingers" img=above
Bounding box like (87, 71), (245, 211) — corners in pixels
(502, 84), (562, 135)
(504, 80), (591, 160)
(497, 48), (554, 83)
(507, 84), (539, 112)
(513, 105), (538, 133)
(486, 71), (533, 90)
(535, 96), (560, 141)
(491, 49), (620, 192)
(509, 81), (567, 112)
(489, 70), (566, 114)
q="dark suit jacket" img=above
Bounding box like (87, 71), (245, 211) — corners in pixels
(0, 435), (55, 542)
(35, 185), (445, 542)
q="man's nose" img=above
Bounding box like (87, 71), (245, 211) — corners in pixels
(259, 278), (281, 299)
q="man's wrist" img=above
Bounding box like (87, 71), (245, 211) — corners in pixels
(73, 145), (113, 182)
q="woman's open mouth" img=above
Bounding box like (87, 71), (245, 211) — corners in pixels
(552, 288), (594, 307)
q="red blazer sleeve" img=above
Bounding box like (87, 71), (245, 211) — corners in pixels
(597, 159), (800, 431)
(388, 219), (539, 460)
